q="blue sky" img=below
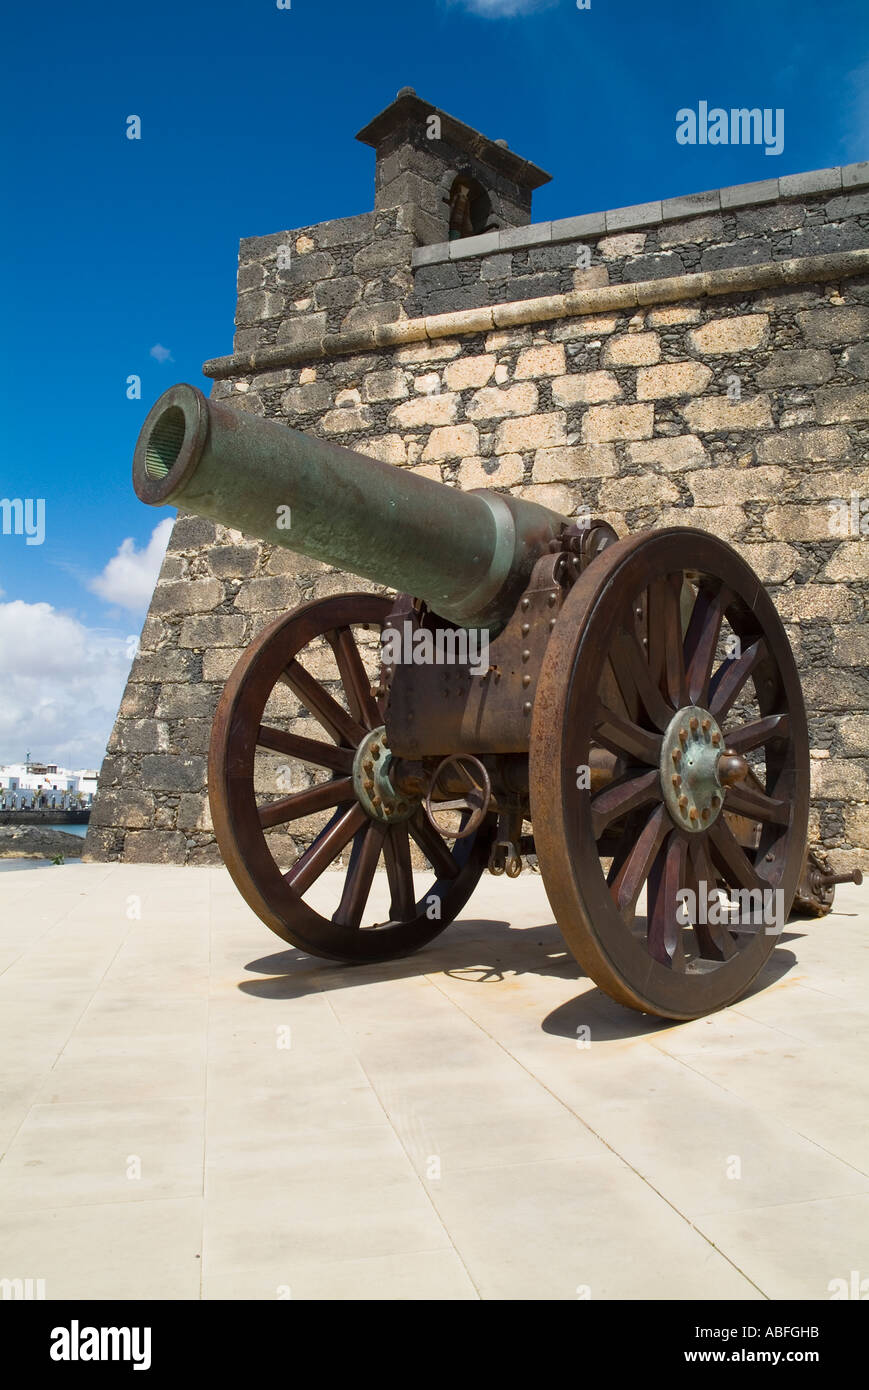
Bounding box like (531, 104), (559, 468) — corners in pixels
(0, 0), (866, 767)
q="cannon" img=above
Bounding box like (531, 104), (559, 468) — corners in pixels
(133, 382), (846, 1019)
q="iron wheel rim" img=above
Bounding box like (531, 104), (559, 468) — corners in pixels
(530, 529), (809, 1019)
(209, 594), (493, 961)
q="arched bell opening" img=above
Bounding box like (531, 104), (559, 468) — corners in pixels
(446, 173), (495, 241)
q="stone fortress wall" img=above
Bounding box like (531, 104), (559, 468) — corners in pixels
(86, 91), (869, 873)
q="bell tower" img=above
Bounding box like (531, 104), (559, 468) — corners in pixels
(356, 87), (552, 246)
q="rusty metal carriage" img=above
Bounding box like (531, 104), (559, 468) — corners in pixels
(132, 383), (858, 1019)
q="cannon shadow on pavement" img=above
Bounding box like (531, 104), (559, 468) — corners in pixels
(240, 916), (572, 993)
(237, 916), (803, 1041)
(541, 948), (799, 1041)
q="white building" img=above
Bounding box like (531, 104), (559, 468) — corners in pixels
(0, 762), (98, 810)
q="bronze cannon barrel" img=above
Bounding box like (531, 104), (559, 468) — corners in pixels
(132, 384), (567, 630)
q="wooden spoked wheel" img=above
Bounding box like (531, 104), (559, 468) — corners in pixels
(530, 529), (809, 1020)
(209, 595), (493, 961)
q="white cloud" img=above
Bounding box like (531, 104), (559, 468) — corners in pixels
(149, 343), (174, 363)
(0, 601), (135, 769)
(450, 0), (556, 15)
(88, 518), (173, 613)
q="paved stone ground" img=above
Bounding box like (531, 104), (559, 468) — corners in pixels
(0, 861), (867, 1301)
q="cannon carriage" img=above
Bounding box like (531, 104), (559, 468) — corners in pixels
(133, 382), (855, 1019)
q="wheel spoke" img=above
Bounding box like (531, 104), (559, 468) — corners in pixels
(646, 830), (688, 968)
(594, 703), (663, 766)
(689, 836), (737, 960)
(724, 782), (789, 826)
(609, 803), (670, 920)
(591, 767), (661, 839)
(258, 777), (355, 828)
(280, 659), (365, 746)
(332, 822), (386, 929)
(606, 812), (647, 886)
(647, 573), (687, 707)
(709, 639), (766, 721)
(258, 726), (355, 774)
(285, 803), (368, 894)
(327, 626), (380, 729)
(383, 822), (417, 922)
(684, 584), (730, 705)
(726, 713), (790, 754)
(610, 629), (675, 731)
(408, 812), (460, 880)
(708, 817), (766, 893)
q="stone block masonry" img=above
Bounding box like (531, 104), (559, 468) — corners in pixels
(87, 92), (869, 873)
(222, 167), (869, 357)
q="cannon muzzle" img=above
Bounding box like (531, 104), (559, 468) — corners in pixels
(133, 384), (567, 630)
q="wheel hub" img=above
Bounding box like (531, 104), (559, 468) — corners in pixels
(660, 705), (726, 833)
(352, 725), (418, 824)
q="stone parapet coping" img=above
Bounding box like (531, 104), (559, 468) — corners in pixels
(202, 248), (869, 380)
(410, 163), (869, 267)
